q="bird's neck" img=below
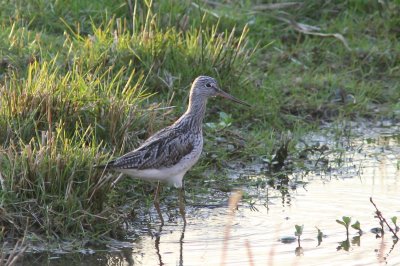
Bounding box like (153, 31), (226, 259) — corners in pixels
(176, 94), (207, 131)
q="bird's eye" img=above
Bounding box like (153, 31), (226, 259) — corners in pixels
(205, 83), (212, 88)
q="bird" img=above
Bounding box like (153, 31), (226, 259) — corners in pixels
(98, 76), (249, 224)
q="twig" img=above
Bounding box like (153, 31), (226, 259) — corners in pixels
(370, 197), (399, 239)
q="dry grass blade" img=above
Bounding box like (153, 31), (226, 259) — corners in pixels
(276, 16), (351, 51)
(89, 172), (116, 202)
(0, 240), (27, 266)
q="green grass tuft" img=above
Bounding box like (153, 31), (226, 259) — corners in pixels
(0, 0), (399, 244)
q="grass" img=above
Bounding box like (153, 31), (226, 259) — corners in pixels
(0, 0), (399, 247)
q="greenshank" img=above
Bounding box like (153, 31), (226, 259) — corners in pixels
(99, 76), (249, 223)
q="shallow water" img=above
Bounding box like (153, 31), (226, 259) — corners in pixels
(17, 122), (400, 265)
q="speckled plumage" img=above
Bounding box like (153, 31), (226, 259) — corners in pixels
(101, 76), (249, 188)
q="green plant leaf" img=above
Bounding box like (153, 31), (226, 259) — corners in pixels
(336, 219), (345, 226)
(351, 221), (361, 230)
(391, 216), (397, 225)
(219, 112), (229, 120)
(295, 224), (304, 236)
(342, 216), (351, 225)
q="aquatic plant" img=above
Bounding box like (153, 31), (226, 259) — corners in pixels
(294, 224), (304, 256)
(351, 221), (362, 235)
(391, 217), (399, 232)
(336, 216), (351, 237)
(337, 238), (350, 252)
(316, 227), (324, 246)
(294, 224), (304, 246)
(0, 0), (399, 249)
(370, 197), (399, 239)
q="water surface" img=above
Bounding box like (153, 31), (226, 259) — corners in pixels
(17, 122), (400, 265)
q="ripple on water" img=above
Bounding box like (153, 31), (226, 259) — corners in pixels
(16, 123), (400, 266)
(131, 125), (400, 266)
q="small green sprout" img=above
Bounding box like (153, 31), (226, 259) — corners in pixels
(205, 112), (233, 131)
(336, 216), (351, 237)
(295, 224), (304, 246)
(316, 227), (324, 246)
(351, 220), (362, 234)
(391, 216), (398, 232)
(295, 224), (304, 237)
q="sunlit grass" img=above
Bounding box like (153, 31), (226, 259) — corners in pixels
(0, 0), (254, 241)
(0, 0), (399, 246)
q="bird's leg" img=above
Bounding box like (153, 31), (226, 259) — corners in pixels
(154, 181), (164, 225)
(179, 218), (186, 266)
(155, 223), (164, 266)
(179, 186), (187, 225)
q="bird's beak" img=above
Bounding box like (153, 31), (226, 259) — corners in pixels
(216, 88), (251, 107)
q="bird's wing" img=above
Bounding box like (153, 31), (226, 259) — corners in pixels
(110, 128), (195, 170)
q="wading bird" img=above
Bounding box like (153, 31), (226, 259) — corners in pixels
(98, 76), (249, 224)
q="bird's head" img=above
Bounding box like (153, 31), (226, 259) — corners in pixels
(191, 76), (250, 106)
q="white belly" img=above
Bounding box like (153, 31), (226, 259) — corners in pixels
(118, 140), (203, 188)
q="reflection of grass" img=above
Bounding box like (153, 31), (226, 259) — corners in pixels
(0, 0), (399, 245)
